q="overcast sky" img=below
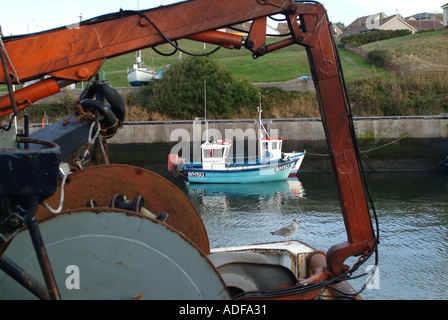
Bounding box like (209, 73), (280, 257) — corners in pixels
(0, 0), (445, 36)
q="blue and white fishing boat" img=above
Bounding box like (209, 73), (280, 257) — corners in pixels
(169, 107), (306, 184)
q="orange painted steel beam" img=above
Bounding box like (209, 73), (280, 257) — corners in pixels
(296, 6), (376, 275)
(0, 0), (299, 85)
(0, 78), (61, 118)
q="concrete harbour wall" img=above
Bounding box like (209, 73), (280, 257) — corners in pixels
(27, 115), (447, 171)
(105, 116), (448, 172)
(109, 116), (448, 144)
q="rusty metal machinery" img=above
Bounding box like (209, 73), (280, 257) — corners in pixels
(0, 209), (230, 300)
(0, 0), (379, 300)
(35, 165), (211, 255)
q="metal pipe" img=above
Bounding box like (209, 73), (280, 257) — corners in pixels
(0, 255), (51, 300)
(27, 217), (61, 300)
(307, 251), (363, 300)
(0, 32), (18, 117)
(0, 78), (61, 118)
(186, 30), (243, 49)
(96, 137), (109, 165)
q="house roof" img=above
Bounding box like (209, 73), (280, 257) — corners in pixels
(407, 12), (442, 21)
(276, 23), (290, 35)
(340, 11), (446, 37)
(346, 13), (386, 27)
(341, 13), (416, 36)
(331, 24), (343, 37)
(380, 15), (414, 30)
(442, 3), (448, 9)
(341, 13), (384, 36)
(406, 19), (444, 30)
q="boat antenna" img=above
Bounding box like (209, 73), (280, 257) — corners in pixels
(258, 92), (270, 139)
(205, 78), (209, 142)
(258, 93), (262, 140)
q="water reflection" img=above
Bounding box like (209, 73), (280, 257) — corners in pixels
(126, 157), (448, 299)
(180, 171), (448, 300)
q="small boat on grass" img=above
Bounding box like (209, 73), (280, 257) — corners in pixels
(126, 52), (162, 86)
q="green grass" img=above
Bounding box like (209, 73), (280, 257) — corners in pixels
(361, 29), (448, 71)
(1, 37), (370, 91)
(98, 38), (312, 87)
(2, 30), (447, 92)
(338, 48), (390, 82)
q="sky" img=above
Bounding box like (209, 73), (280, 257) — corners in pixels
(0, 0), (445, 36)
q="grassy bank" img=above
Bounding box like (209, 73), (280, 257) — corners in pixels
(348, 71), (448, 117)
(361, 29), (448, 71)
(2, 31), (447, 123)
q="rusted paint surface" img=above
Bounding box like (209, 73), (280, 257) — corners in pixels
(0, 0), (296, 85)
(36, 165), (210, 255)
(0, 78), (61, 117)
(298, 5), (377, 276)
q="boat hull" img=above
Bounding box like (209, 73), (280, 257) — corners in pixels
(184, 159), (297, 184)
(285, 152), (306, 177)
(127, 69), (159, 86)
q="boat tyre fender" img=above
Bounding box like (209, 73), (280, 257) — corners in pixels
(100, 83), (126, 124)
(78, 82), (126, 124)
(80, 99), (119, 137)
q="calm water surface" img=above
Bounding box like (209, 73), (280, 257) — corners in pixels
(166, 170), (448, 300)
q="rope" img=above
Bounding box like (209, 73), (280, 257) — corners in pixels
(362, 116), (401, 159)
(42, 172), (72, 214)
(82, 119), (101, 159)
(361, 113), (448, 161)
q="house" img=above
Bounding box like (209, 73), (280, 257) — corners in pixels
(378, 15), (415, 33)
(406, 19), (444, 31)
(341, 11), (444, 37)
(221, 22), (280, 37)
(406, 12), (444, 31)
(331, 24), (343, 38)
(276, 23), (290, 35)
(340, 13), (388, 37)
(341, 13), (416, 36)
(407, 12), (441, 21)
(443, 3), (448, 29)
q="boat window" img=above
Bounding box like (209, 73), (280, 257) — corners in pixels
(214, 148), (223, 158)
(272, 142), (278, 150)
(263, 142), (270, 150)
(278, 141), (282, 150)
(204, 149), (213, 158)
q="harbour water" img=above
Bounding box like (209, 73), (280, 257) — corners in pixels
(162, 169), (448, 300)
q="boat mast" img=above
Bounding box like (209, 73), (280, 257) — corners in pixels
(137, 0), (142, 67)
(258, 93), (270, 159)
(258, 93), (262, 158)
(205, 78), (209, 143)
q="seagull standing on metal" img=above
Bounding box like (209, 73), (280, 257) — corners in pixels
(270, 219), (299, 245)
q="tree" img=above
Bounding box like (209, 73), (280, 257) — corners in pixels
(142, 55), (259, 119)
(335, 22), (348, 32)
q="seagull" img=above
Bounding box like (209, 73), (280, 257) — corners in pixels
(270, 219), (299, 245)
